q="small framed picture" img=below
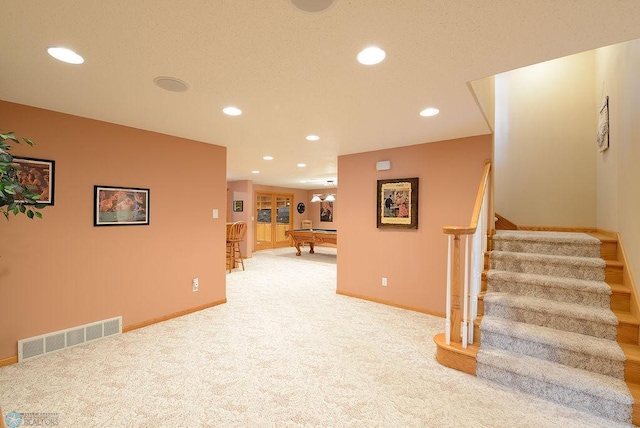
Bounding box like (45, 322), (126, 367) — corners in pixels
(233, 200), (244, 212)
(320, 201), (333, 222)
(377, 177), (419, 229)
(13, 157), (55, 205)
(94, 185), (150, 226)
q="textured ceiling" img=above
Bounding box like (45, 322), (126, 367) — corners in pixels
(2, 1), (640, 189)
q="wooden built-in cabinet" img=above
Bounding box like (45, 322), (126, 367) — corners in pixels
(255, 192), (293, 251)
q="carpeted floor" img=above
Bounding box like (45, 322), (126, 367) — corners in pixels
(0, 247), (632, 427)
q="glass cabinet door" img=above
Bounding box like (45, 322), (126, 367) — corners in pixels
(255, 193), (273, 251)
(254, 192), (293, 250)
(274, 195), (292, 248)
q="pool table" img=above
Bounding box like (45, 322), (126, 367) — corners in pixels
(285, 228), (337, 256)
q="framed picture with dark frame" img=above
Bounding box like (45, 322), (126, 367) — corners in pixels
(94, 185), (150, 226)
(377, 177), (419, 229)
(233, 200), (244, 212)
(13, 157), (55, 205)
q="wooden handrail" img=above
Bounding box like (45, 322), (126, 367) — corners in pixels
(443, 159), (492, 347)
(443, 160), (492, 236)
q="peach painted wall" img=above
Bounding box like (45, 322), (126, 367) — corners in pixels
(0, 101), (227, 360)
(337, 135), (492, 315)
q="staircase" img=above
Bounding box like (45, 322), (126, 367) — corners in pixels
(435, 228), (640, 425)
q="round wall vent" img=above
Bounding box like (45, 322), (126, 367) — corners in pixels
(290, 0), (336, 13)
(153, 76), (189, 92)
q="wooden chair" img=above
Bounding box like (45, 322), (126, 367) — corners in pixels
(226, 221), (247, 272)
(301, 219), (312, 229)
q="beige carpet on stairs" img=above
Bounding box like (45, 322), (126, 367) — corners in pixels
(478, 230), (633, 424)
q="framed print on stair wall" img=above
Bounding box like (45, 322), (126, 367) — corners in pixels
(597, 95), (609, 152)
(377, 177), (419, 229)
(94, 185), (150, 226)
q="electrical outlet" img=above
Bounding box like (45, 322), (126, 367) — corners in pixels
(192, 278), (199, 292)
(382, 277), (388, 287)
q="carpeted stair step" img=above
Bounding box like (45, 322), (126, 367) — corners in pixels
(492, 230), (602, 258)
(490, 251), (605, 281)
(477, 347), (633, 423)
(483, 292), (618, 340)
(487, 270), (611, 309)
(480, 315), (625, 378)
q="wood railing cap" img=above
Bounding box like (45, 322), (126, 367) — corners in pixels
(442, 160), (491, 236)
(443, 226), (476, 235)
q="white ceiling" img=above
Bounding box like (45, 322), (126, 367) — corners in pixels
(2, 1), (640, 189)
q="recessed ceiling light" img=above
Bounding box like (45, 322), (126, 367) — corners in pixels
(263, 156), (274, 160)
(306, 135), (320, 141)
(252, 170), (260, 174)
(357, 47), (386, 65)
(420, 107), (440, 117)
(290, 0), (336, 13)
(297, 163), (307, 167)
(154, 76), (189, 92)
(223, 106), (242, 116)
(47, 47), (84, 64)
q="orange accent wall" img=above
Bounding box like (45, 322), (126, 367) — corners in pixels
(0, 101), (227, 360)
(337, 135), (492, 315)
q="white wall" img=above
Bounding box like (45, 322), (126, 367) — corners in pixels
(494, 51), (597, 227)
(595, 39), (640, 290)
(469, 76), (496, 132)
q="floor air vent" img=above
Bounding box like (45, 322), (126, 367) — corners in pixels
(18, 316), (122, 363)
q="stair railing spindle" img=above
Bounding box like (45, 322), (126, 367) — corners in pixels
(445, 235), (452, 345)
(462, 234), (471, 348)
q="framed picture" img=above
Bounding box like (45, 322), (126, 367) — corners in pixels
(320, 200), (333, 222)
(597, 95), (609, 152)
(233, 200), (244, 212)
(377, 177), (419, 229)
(13, 157), (55, 205)
(94, 185), (150, 226)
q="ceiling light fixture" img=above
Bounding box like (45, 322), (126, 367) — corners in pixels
(306, 135), (320, 141)
(252, 170), (260, 174)
(153, 76), (189, 92)
(324, 194), (336, 202)
(420, 107), (440, 117)
(290, 0), (336, 13)
(223, 106), (242, 116)
(297, 163), (306, 167)
(357, 47), (386, 65)
(47, 47), (84, 64)
(311, 194), (322, 202)
(263, 156), (274, 160)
